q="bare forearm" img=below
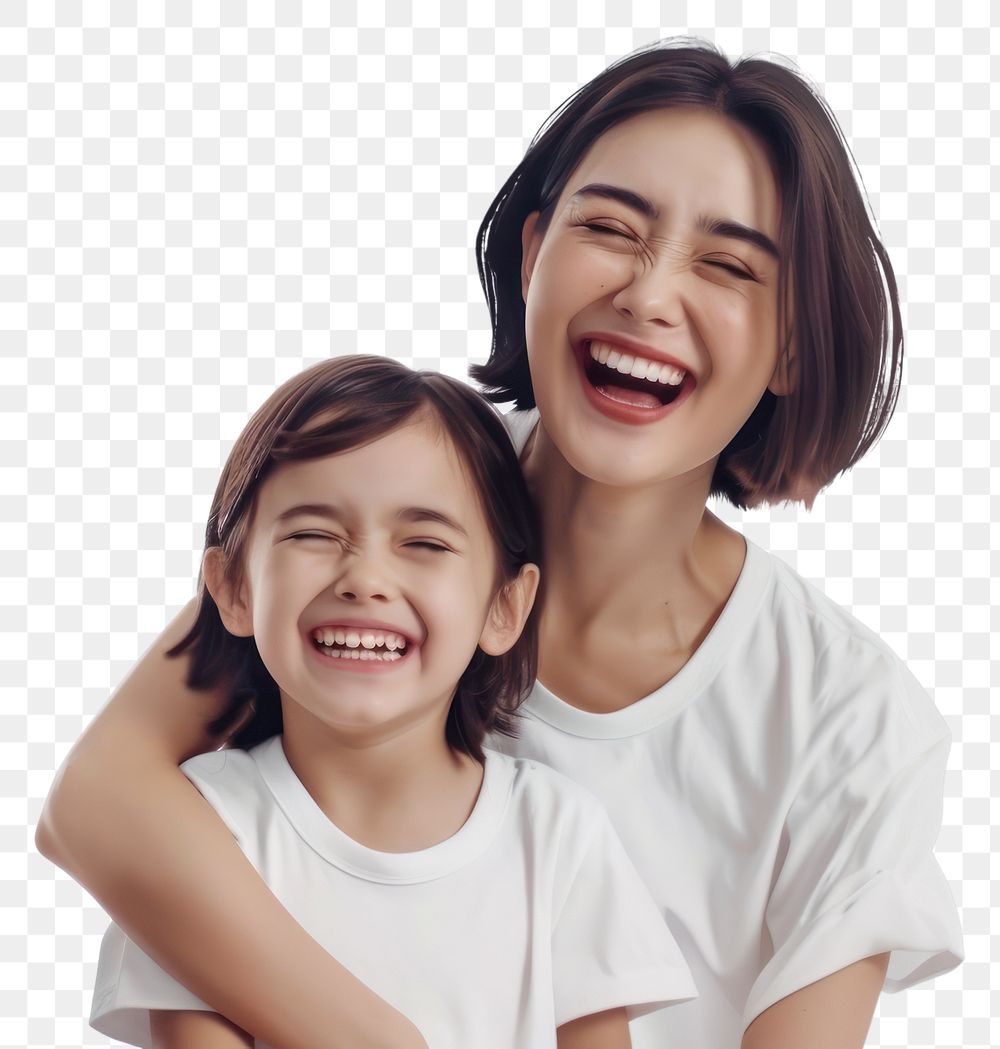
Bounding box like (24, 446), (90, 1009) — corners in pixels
(36, 601), (427, 1049)
(150, 1010), (253, 1049)
(742, 953), (889, 1049)
(557, 1007), (631, 1049)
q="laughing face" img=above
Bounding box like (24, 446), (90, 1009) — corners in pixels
(521, 106), (787, 490)
(206, 415), (526, 749)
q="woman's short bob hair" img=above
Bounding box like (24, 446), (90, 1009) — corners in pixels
(169, 355), (540, 763)
(472, 39), (903, 508)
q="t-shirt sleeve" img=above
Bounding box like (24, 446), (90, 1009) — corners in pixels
(90, 921), (217, 1047)
(551, 804), (697, 1027)
(743, 639), (963, 1028)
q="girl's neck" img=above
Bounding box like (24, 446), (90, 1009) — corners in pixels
(279, 711), (484, 853)
(523, 425), (746, 710)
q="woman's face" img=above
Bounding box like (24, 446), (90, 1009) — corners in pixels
(521, 106), (787, 491)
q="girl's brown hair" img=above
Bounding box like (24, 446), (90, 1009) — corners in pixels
(472, 39), (903, 508)
(169, 355), (539, 762)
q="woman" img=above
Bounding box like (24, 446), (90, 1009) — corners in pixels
(38, 40), (961, 1049)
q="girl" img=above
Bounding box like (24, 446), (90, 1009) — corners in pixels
(39, 40), (962, 1049)
(87, 354), (694, 1049)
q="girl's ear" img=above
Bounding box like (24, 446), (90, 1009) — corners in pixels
(478, 563), (540, 657)
(202, 547), (254, 638)
(520, 211), (543, 302)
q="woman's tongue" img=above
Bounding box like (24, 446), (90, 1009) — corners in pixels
(594, 380), (664, 409)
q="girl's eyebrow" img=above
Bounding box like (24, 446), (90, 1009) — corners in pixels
(397, 507), (468, 538)
(570, 183), (779, 259)
(274, 503), (343, 524)
(273, 502), (468, 538)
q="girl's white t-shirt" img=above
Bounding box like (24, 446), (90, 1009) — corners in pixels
(90, 740), (696, 1049)
(493, 408), (963, 1048)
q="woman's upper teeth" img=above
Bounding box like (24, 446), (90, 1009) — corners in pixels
(589, 340), (685, 385)
(312, 627), (408, 651)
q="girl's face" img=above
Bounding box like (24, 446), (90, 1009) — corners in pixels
(521, 106), (786, 491)
(214, 415), (528, 747)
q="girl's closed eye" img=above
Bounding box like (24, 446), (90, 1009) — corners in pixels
(403, 538), (453, 554)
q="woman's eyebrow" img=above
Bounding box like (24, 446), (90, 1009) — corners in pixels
(697, 215), (780, 259)
(570, 185), (779, 259)
(570, 183), (659, 218)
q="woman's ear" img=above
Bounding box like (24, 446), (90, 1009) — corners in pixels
(478, 563), (541, 657)
(202, 547), (254, 638)
(520, 211), (543, 302)
(767, 341), (797, 397)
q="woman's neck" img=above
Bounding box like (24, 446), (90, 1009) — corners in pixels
(279, 709), (484, 853)
(523, 425), (746, 710)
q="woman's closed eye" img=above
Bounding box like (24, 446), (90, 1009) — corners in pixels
(581, 221), (637, 242)
(702, 256), (757, 281)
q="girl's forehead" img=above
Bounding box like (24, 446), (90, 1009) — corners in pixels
(255, 418), (487, 526)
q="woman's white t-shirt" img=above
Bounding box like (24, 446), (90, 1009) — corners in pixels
(495, 409), (963, 1048)
(91, 740), (696, 1049)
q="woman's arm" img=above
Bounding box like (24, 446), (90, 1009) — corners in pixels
(150, 1010), (253, 1049)
(36, 600), (427, 1049)
(741, 953), (889, 1049)
(557, 1007), (631, 1049)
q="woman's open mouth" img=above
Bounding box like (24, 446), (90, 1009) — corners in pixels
(577, 339), (695, 420)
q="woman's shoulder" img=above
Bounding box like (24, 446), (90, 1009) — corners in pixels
(756, 546), (948, 744)
(500, 407), (540, 456)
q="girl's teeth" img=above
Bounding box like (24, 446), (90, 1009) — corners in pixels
(589, 341), (686, 386)
(312, 628), (408, 653)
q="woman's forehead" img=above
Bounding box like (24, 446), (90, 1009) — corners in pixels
(560, 107), (780, 237)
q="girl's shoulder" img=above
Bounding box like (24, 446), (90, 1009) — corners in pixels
(487, 747), (615, 840)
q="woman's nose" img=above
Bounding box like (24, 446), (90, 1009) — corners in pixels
(611, 258), (686, 328)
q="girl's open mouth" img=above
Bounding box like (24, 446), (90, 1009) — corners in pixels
(309, 626), (411, 665)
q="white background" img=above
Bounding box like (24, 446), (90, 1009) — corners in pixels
(4, 1), (997, 1046)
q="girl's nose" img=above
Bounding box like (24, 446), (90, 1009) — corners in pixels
(333, 551), (394, 603)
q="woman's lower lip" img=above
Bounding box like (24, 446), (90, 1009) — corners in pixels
(575, 347), (689, 425)
(306, 636), (413, 674)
